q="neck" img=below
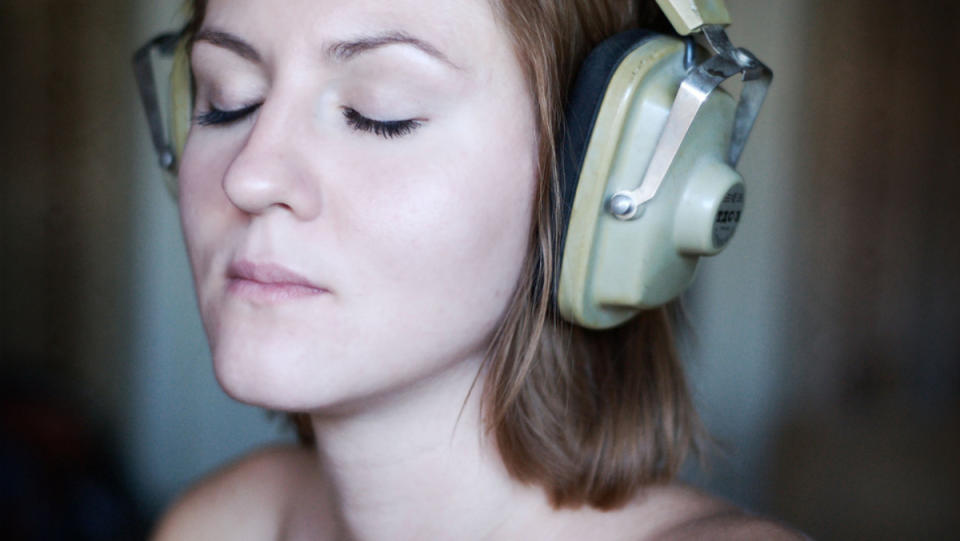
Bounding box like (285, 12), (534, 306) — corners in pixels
(308, 356), (547, 541)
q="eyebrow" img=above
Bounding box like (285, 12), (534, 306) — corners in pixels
(328, 31), (460, 70)
(193, 27), (459, 71)
(194, 28), (261, 63)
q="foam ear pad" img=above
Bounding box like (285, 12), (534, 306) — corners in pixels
(556, 29), (659, 275)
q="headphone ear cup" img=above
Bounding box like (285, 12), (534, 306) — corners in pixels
(167, 38), (193, 195)
(556, 31), (744, 329)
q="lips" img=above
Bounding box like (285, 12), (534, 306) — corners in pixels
(227, 260), (328, 302)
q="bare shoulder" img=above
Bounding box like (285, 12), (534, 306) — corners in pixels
(638, 485), (808, 541)
(655, 511), (808, 540)
(151, 444), (320, 541)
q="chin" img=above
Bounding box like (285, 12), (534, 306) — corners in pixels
(211, 360), (343, 414)
(201, 299), (362, 411)
(209, 336), (337, 411)
(206, 336), (411, 414)
(208, 324), (487, 417)
(199, 280), (505, 415)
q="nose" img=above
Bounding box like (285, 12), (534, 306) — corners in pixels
(221, 98), (322, 220)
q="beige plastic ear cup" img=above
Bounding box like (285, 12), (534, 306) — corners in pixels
(166, 37), (194, 196)
(556, 36), (742, 329)
(674, 160), (743, 256)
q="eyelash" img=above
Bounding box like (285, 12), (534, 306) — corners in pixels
(194, 103), (422, 140)
(195, 103), (261, 126)
(342, 108), (421, 139)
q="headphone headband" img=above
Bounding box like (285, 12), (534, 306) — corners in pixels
(654, 0), (731, 36)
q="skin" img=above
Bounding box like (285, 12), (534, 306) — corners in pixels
(159, 0), (807, 539)
(179, 0), (535, 413)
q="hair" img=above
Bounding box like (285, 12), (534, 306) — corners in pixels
(185, 0), (701, 511)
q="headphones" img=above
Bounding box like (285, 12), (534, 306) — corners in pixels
(133, 0), (771, 330)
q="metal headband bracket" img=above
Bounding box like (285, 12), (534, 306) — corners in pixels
(132, 31), (183, 172)
(606, 25), (772, 221)
(655, 0), (732, 36)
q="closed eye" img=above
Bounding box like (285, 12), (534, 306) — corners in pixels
(193, 103), (421, 139)
(343, 107), (422, 139)
(195, 103), (261, 126)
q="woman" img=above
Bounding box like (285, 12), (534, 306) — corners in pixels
(151, 0), (802, 538)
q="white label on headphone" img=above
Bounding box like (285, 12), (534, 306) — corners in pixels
(713, 184), (744, 248)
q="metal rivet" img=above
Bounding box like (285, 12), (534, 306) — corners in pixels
(159, 150), (175, 170)
(608, 193), (637, 218)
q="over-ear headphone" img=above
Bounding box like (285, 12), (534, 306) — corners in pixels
(555, 1), (771, 328)
(133, 0), (771, 330)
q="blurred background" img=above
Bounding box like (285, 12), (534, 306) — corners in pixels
(1, 0), (957, 539)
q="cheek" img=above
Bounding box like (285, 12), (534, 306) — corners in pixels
(176, 132), (249, 337)
(177, 133), (242, 258)
(348, 102), (539, 322)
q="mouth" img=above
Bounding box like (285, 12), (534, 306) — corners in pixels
(226, 260), (329, 302)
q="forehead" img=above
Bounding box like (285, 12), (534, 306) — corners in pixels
(201, 0), (508, 70)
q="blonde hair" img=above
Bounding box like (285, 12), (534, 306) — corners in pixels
(186, 0), (701, 511)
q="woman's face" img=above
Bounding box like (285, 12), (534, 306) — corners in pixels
(179, 0), (537, 410)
